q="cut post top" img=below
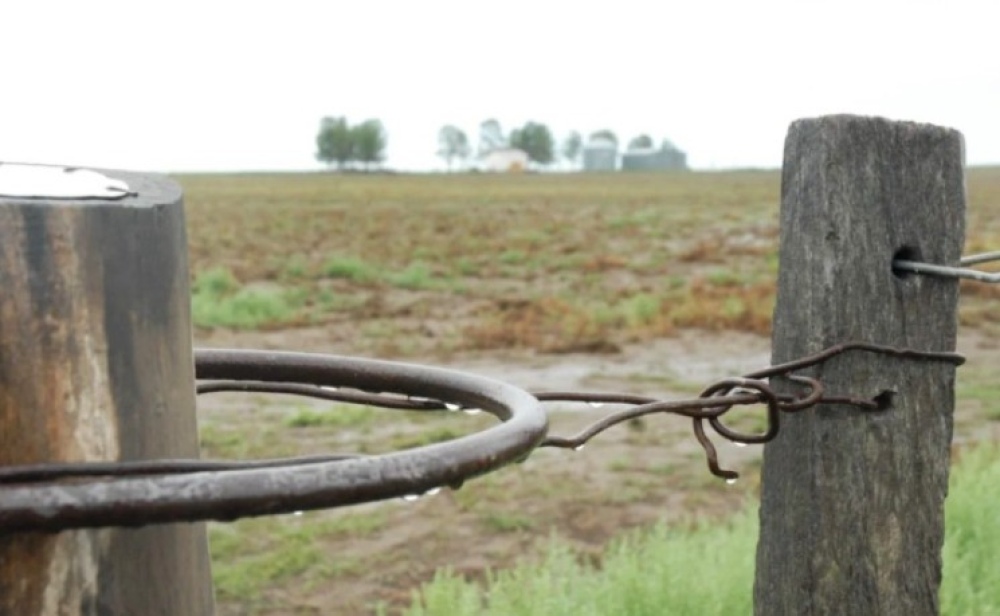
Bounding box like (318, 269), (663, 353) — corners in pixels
(0, 162), (180, 207)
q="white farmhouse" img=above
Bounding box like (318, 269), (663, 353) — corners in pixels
(479, 148), (530, 172)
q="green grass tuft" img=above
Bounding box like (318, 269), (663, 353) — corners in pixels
(385, 262), (438, 290)
(323, 255), (380, 282)
(191, 268), (301, 329)
(283, 405), (378, 428)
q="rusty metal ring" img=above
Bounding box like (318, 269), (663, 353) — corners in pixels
(0, 350), (548, 534)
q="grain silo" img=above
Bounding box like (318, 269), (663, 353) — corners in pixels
(621, 141), (688, 171)
(582, 137), (618, 171)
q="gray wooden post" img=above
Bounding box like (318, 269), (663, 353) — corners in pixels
(0, 165), (214, 614)
(754, 116), (965, 615)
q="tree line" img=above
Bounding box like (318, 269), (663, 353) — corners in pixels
(315, 115), (674, 171)
(315, 117), (388, 170)
(438, 120), (671, 171)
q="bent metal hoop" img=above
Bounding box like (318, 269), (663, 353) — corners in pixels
(0, 351), (547, 534)
(0, 342), (964, 535)
(0, 341), (967, 535)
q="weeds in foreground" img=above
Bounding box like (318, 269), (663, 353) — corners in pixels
(403, 443), (1000, 616)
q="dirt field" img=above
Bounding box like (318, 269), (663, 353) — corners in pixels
(194, 327), (1000, 615)
(180, 170), (1000, 614)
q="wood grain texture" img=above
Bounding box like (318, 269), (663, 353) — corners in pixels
(0, 169), (214, 615)
(753, 116), (965, 615)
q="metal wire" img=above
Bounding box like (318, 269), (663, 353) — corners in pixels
(191, 342), (962, 482)
(893, 250), (1000, 282)
(961, 250), (1000, 266)
(0, 343), (965, 532)
(536, 342), (963, 480)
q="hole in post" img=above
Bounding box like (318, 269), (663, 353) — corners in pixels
(891, 246), (921, 279)
(873, 390), (895, 411)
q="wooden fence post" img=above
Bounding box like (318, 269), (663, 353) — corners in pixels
(0, 165), (214, 614)
(753, 116), (965, 614)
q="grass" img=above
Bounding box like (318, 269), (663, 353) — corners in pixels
(210, 510), (387, 604)
(957, 368), (1000, 422)
(199, 421), (298, 459)
(191, 267), (304, 329)
(385, 262), (440, 290)
(324, 255), (380, 283)
(389, 425), (468, 450)
(481, 512), (536, 533)
(283, 405), (379, 428)
(941, 444), (1000, 614)
(403, 442), (1000, 615)
(405, 511), (757, 615)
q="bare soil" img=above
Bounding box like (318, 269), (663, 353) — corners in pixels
(193, 326), (1000, 615)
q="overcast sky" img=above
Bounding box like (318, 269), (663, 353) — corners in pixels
(2, 1), (997, 172)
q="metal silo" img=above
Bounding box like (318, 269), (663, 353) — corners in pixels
(582, 138), (618, 171)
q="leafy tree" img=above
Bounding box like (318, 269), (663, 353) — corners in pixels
(627, 134), (654, 150)
(352, 119), (388, 170)
(509, 121), (555, 166)
(437, 125), (470, 170)
(588, 129), (618, 147)
(315, 116), (355, 169)
(562, 131), (583, 167)
(478, 118), (506, 155)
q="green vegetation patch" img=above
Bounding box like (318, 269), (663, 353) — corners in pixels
(957, 369), (1000, 422)
(284, 405), (379, 428)
(210, 510), (387, 603)
(323, 255), (380, 282)
(192, 267), (303, 329)
(405, 442), (1000, 615)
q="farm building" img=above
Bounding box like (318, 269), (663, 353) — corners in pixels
(621, 141), (688, 171)
(479, 148), (530, 172)
(582, 137), (618, 171)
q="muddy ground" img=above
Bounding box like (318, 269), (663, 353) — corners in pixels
(193, 327), (1000, 615)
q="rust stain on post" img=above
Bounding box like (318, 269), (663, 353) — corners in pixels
(0, 167), (213, 614)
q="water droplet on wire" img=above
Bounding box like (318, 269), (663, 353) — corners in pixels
(444, 402), (461, 411)
(726, 478), (738, 485)
(588, 401), (604, 408)
(402, 487), (441, 502)
(573, 445), (586, 452)
(463, 408), (482, 415)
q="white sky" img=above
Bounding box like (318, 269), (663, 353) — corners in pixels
(2, 1), (997, 172)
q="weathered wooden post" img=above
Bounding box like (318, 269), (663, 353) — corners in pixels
(754, 116), (965, 614)
(0, 164), (214, 614)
